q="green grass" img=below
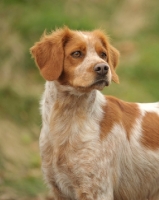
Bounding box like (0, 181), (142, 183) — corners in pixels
(0, 0), (159, 198)
(0, 87), (40, 127)
(3, 176), (46, 197)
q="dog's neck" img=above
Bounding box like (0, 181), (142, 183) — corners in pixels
(42, 81), (106, 127)
(42, 81), (106, 145)
(52, 81), (97, 109)
(46, 81), (97, 110)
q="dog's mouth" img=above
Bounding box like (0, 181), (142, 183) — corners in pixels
(76, 79), (110, 92)
(91, 79), (109, 87)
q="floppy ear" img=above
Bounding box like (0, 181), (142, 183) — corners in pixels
(30, 28), (70, 81)
(108, 45), (120, 84)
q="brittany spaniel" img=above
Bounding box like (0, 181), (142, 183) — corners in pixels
(30, 27), (159, 200)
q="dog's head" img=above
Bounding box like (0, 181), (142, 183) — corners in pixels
(30, 27), (119, 92)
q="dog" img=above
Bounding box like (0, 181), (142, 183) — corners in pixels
(30, 27), (159, 200)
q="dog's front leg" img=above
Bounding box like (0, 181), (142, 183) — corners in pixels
(51, 183), (72, 200)
(74, 179), (114, 200)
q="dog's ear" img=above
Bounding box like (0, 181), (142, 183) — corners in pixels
(30, 28), (71, 81)
(108, 45), (120, 84)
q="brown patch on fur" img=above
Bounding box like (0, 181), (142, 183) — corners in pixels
(141, 112), (159, 150)
(100, 96), (140, 140)
(100, 97), (120, 140)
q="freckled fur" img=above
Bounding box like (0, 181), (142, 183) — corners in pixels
(31, 27), (159, 200)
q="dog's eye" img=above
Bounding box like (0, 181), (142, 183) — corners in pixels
(71, 51), (82, 58)
(100, 52), (107, 59)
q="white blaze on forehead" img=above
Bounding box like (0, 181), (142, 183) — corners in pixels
(76, 31), (105, 66)
(77, 31), (90, 40)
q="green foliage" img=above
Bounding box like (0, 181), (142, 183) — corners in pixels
(4, 176), (46, 197)
(0, 87), (40, 126)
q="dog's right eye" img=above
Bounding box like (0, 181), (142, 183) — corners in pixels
(71, 51), (82, 58)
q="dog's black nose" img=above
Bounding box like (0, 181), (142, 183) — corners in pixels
(94, 63), (109, 76)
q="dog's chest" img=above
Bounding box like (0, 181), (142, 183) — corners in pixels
(49, 92), (104, 146)
(50, 118), (103, 198)
(47, 99), (103, 195)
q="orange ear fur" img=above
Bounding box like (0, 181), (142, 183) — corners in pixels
(30, 27), (71, 81)
(108, 45), (120, 84)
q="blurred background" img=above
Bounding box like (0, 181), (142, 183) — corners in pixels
(0, 0), (159, 199)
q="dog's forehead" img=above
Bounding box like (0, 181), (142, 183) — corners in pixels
(76, 31), (92, 39)
(64, 30), (105, 55)
(73, 30), (104, 46)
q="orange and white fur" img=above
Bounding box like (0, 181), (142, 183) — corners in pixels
(30, 27), (159, 200)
